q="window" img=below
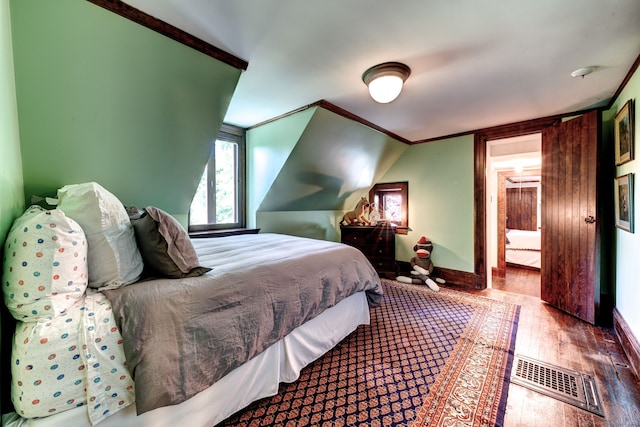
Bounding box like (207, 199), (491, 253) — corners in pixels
(189, 124), (245, 231)
(369, 182), (408, 233)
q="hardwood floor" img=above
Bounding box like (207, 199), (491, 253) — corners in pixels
(491, 265), (541, 298)
(450, 269), (640, 426)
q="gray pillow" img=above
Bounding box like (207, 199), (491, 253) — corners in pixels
(130, 208), (211, 279)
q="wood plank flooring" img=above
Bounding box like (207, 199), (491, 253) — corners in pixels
(452, 267), (640, 426)
(492, 266), (541, 298)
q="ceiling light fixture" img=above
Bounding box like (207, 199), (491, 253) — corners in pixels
(362, 62), (411, 103)
(570, 66), (597, 79)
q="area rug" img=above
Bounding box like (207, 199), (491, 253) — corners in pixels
(220, 279), (520, 427)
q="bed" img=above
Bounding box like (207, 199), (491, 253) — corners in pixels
(2, 183), (382, 427)
(505, 228), (541, 270)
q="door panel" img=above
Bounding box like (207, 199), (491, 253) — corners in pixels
(541, 110), (599, 323)
(506, 187), (537, 230)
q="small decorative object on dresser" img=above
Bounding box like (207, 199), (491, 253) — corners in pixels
(340, 197), (371, 226)
(340, 222), (397, 278)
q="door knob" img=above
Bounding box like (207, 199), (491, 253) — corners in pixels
(584, 215), (595, 224)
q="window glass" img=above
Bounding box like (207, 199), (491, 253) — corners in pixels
(382, 194), (403, 223)
(189, 124), (245, 231)
(190, 164), (208, 225)
(369, 182), (408, 233)
(214, 140), (238, 223)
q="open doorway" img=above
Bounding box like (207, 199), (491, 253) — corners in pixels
(486, 134), (541, 297)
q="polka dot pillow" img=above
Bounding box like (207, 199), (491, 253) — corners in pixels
(2, 206), (88, 321)
(11, 290), (135, 423)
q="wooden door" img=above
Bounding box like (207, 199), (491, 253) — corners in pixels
(506, 187), (537, 230)
(541, 110), (599, 324)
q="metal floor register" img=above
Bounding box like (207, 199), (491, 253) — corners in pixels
(511, 354), (604, 417)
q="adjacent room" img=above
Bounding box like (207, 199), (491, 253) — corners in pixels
(487, 134), (542, 298)
(2, 1), (640, 426)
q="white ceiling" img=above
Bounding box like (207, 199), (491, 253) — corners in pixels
(123, 0), (640, 142)
(489, 134), (541, 172)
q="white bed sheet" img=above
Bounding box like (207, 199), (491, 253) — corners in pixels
(3, 291), (370, 427)
(506, 229), (540, 250)
(506, 248), (540, 269)
(506, 229), (541, 269)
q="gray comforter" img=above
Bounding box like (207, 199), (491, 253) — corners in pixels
(103, 233), (382, 414)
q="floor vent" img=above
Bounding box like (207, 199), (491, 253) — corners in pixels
(511, 355), (604, 417)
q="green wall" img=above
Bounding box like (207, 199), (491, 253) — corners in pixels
(1, 0), (24, 415)
(0, 0), (24, 242)
(259, 108), (407, 212)
(610, 65), (640, 344)
(246, 108), (316, 228)
(0, 0), (23, 243)
(11, 0), (241, 225)
(247, 107), (407, 238)
(256, 210), (345, 242)
(247, 107), (475, 269)
(378, 135), (475, 272)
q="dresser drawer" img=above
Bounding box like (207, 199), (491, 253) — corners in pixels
(342, 230), (368, 246)
(340, 224), (397, 278)
(369, 244), (394, 258)
(368, 257), (396, 271)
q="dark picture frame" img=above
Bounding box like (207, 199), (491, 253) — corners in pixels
(615, 99), (634, 165)
(615, 173), (634, 232)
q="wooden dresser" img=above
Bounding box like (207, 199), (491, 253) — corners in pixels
(340, 223), (397, 278)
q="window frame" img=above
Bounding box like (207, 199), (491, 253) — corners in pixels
(188, 123), (246, 232)
(369, 181), (409, 234)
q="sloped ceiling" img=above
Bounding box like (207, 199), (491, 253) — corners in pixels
(88, 0), (640, 220)
(258, 107), (407, 212)
(123, 0), (640, 142)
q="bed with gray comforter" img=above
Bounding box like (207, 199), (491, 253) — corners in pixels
(103, 233), (382, 415)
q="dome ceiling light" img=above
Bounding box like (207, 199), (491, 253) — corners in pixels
(570, 66), (597, 78)
(362, 62), (411, 103)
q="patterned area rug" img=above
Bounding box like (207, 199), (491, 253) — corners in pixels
(220, 280), (520, 427)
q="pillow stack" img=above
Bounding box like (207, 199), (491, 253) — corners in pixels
(3, 182), (210, 318)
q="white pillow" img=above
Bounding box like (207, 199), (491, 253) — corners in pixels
(57, 182), (143, 289)
(2, 206), (88, 321)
